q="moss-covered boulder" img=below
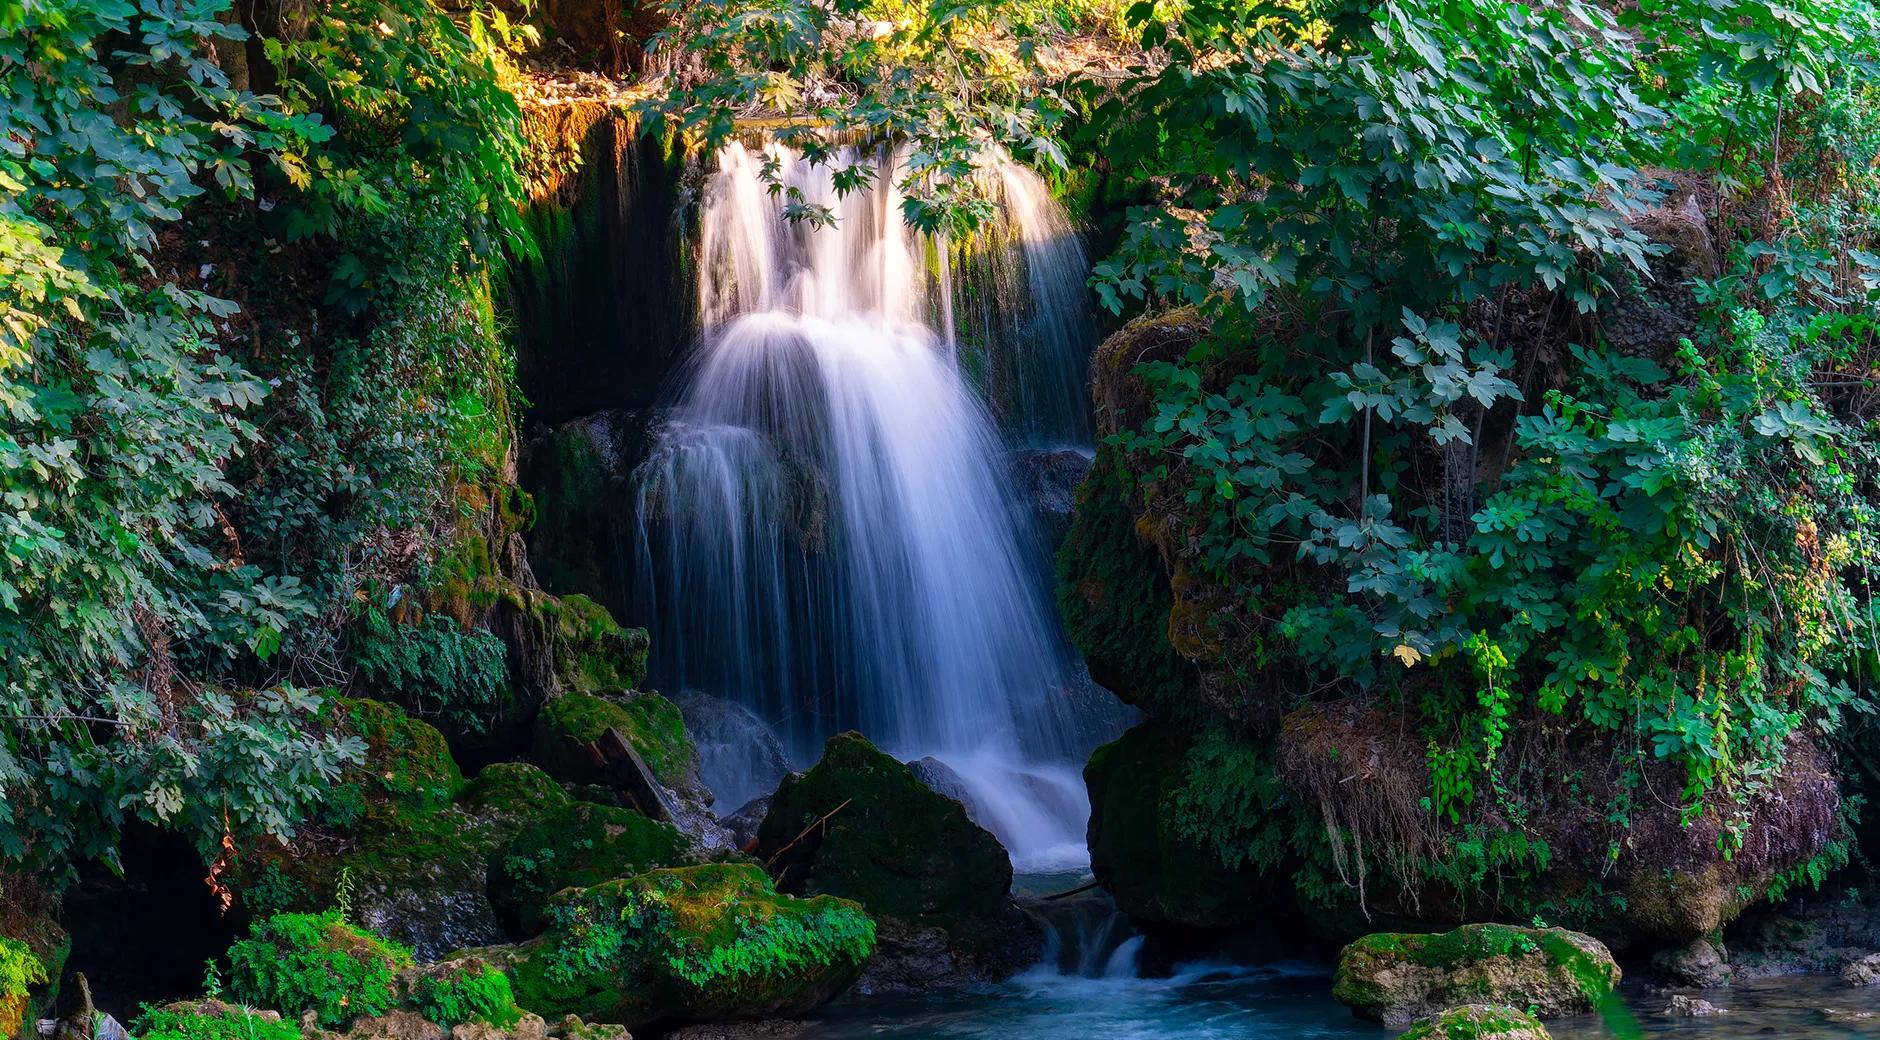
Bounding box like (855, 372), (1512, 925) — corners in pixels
(1400, 1005), (1552, 1040)
(530, 691), (698, 793)
(490, 801), (695, 937)
(539, 595), (649, 695)
(480, 863), (873, 1028)
(239, 702), (574, 959)
(753, 733), (1037, 984)
(1084, 723), (1272, 931)
(1333, 924), (1619, 1026)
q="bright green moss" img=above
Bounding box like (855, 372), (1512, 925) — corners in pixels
(504, 863), (874, 1026)
(333, 697), (465, 816)
(531, 692), (696, 789)
(135, 1003), (302, 1040)
(227, 912), (414, 1027)
(407, 965), (523, 1028)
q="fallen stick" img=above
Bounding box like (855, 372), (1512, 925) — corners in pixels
(764, 798), (852, 869)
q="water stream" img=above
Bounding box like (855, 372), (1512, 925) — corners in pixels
(801, 970), (1880, 1039)
(631, 142), (1126, 871)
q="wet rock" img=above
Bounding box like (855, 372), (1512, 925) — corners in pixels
(660, 1023), (810, 1040)
(755, 733), (1042, 988)
(1661, 995), (1727, 1017)
(674, 692), (793, 812)
(720, 795), (772, 851)
(906, 757), (982, 821)
(1842, 952), (1880, 986)
(1009, 447), (1091, 548)
(546, 1016), (629, 1040)
(1822, 1007), (1877, 1024)
(1085, 723), (1272, 931)
(1654, 937), (1732, 988)
(474, 864), (873, 1028)
(1332, 924), (1620, 1027)
(1399, 1005), (1551, 1040)
(489, 801), (694, 937)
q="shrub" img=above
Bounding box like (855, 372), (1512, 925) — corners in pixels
(134, 1004), (302, 1040)
(226, 912), (413, 1027)
(406, 966), (522, 1028)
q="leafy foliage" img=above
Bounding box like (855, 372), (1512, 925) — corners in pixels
(348, 608), (510, 732)
(0, 0), (534, 879)
(133, 1004), (302, 1040)
(406, 966), (522, 1029)
(1094, 0), (1880, 840)
(227, 912), (414, 1028)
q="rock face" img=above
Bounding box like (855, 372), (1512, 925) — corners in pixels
(1843, 952), (1880, 986)
(1399, 1005), (1552, 1040)
(1083, 723), (1269, 931)
(1332, 924), (1620, 1027)
(754, 733), (1041, 988)
(480, 864), (873, 1028)
(489, 801), (694, 937)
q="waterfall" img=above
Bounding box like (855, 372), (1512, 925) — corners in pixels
(632, 141), (1123, 870)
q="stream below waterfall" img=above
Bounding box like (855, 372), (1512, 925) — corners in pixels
(799, 970), (1880, 1040)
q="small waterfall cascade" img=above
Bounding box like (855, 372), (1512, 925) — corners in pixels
(631, 141), (1123, 871)
(1022, 883), (1143, 979)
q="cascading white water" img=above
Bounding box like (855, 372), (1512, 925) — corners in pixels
(633, 142), (1121, 870)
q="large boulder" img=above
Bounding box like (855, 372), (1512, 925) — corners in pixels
(1333, 924), (1619, 1027)
(1399, 1005), (1552, 1040)
(754, 733), (1040, 988)
(1084, 723), (1271, 932)
(489, 801), (694, 937)
(477, 864), (873, 1028)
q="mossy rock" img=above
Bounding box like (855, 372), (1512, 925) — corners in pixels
(530, 691), (697, 791)
(1333, 923), (1619, 1027)
(752, 725), (1045, 977)
(1400, 1004), (1552, 1040)
(490, 801), (694, 937)
(332, 696), (466, 821)
(489, 863), (874, 1028)
(239, 713), (571, 960)
(538, 594), (649, 694)
(1055, 448), (1199, 721)
(1084, 722), (1273, 931)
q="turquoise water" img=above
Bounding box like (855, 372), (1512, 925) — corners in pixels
(804, 965), (1880, 1040)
